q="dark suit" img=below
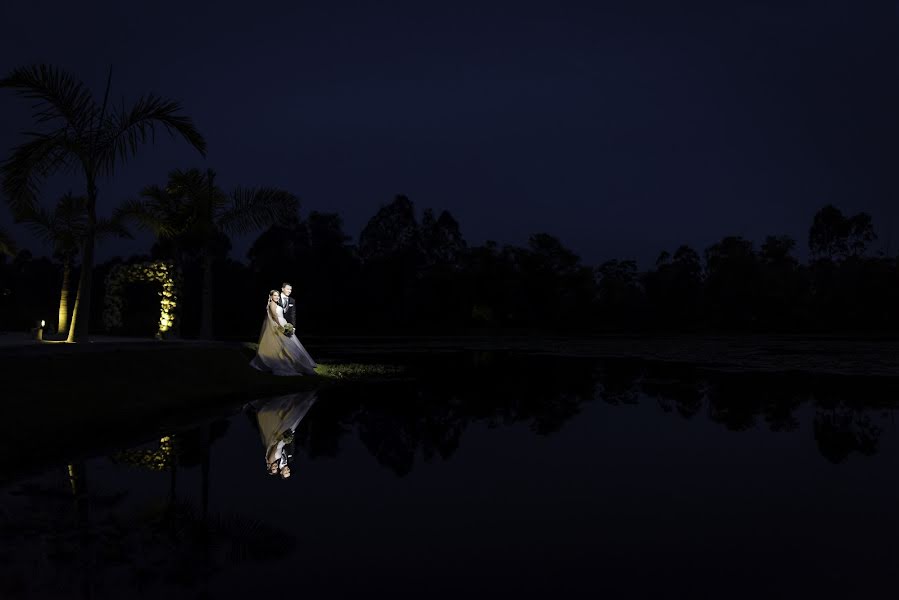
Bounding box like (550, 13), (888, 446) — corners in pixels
(281, 295), (296, 327)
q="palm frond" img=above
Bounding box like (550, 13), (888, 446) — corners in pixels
(0, 64), (96, 131)
(114, 197), (180, 239)
(95, 216), (133, 241)
(1, 132), (80, 213)
(18, 201), (57, 243)
(0, 228), (16, 257)
(50, 193), (88, 249)
(2, 188), (41, 223)
(165, 168), (206, 191)
(217, 188), (299, 236)
(15, 192), (88, 251)
(54, 192), (88, 221)
(167, 168), (216, 208)
(48, 193), (88, 238)
(161, 168), (230, 236)
(97, 95), (206, 176)
(143, 179), (198, 233)
(139, 183), (173, 205)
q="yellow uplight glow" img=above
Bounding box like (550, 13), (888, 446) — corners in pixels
(103, 260), (180, 338)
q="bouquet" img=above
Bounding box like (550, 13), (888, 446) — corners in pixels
(281, 323), (295, 337)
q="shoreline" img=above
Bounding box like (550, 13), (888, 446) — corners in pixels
(298, 334), (899, 377)
(0, 342), (385, 484)
(2, 334), (898, 484)
(4, 332), (899, 376)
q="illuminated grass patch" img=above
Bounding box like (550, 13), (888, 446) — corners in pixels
(313, 362), (406, 380)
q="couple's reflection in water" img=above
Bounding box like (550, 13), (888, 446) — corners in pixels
(244, 391), (318, 479)
(0, 392), (319, 598)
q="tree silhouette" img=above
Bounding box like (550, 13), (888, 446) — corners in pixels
(463, 240), (513, 327)
(499, 234), (595, 329)
(248, 211), (359, 334)
(704, 236), (760, 329)
(757, 235), (807, 330)
(0, 64), (206, 341)
(809, 204), (876, 261)
(357, 195), (427, 329)
(358, 194), (421, 262)
(645, 245), (703, 330)
(297, 212), (359, 331)
(5, 194), (899, 335)
(0, 228), (15, 257)
(420, 208), (466, 267)
(596, 259), (642, 330)
(16, 193), (130, 335)
(118, 168), (297, 338)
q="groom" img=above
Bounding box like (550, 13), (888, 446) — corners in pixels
(279, 282), (296, 327)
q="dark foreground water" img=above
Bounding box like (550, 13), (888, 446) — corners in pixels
(3, 352), (899, 599)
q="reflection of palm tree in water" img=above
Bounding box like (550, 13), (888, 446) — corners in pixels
(112, 424), (225, 521)
(67, 461), (94, 600)
(0, 421), (298, 597)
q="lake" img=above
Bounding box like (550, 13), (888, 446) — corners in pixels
(2, 351), (898, 599)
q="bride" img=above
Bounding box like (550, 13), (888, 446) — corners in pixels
(250, 290), (318, 376)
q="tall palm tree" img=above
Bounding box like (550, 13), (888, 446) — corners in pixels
(0, 227), (15, 257)
(18, 193), (131, 335)
(0, 64), (206, 342)
(118, 168), (298, 338)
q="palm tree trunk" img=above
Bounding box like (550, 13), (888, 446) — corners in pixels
(67, 461), (94, 598)
(199, 169), (216, 340)
(68, 182), (97, 343)
(199, 247), (214, 339)
(201, 425), (210, 523)
(57, 253), (72, 336)
(67, 462), (90, 525)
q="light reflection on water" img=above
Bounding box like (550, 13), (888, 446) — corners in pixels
(2, 353), (899, 599)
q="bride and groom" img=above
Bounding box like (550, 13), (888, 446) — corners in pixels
(250, 282), (318, 376)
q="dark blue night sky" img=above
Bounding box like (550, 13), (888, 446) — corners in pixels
(1, 0), (897, 266)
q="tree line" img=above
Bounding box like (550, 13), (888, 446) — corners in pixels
(1, 189), (894, 337)
(1, 64), (895, 339)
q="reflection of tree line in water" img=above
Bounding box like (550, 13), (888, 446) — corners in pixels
(3, 357), (895, 596)
(81, 354), (876, 478)
(9, 355), (896, 485)
(2, 196), (894, 336)
(293, 354), (898, 474)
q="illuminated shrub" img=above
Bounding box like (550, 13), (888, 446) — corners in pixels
(103, 261), (182, 338)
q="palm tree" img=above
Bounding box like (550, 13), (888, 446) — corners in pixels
(119, 168), (298, 338)
(0, 228), (15, 257)
(18, 193), (131, 335)
(0, 64), (206, 342)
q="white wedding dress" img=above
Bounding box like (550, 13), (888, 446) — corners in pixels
(250, 300), (318, 376)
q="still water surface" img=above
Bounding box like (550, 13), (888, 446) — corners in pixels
(3, 353), (899, 598)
